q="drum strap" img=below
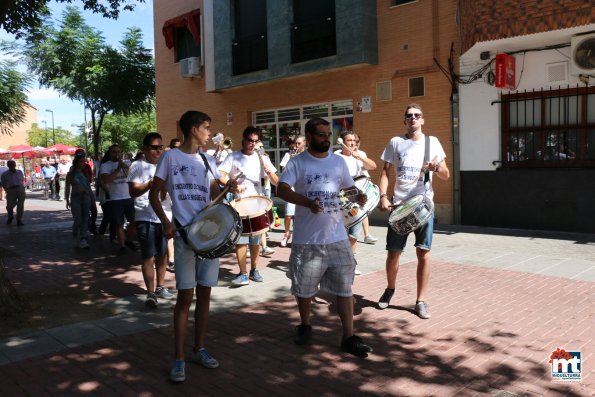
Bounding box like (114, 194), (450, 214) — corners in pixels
(173, 217), (191, 246)
(423, 135), (430, 186)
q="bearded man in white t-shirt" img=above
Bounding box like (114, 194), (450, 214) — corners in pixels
(149, 110), (238, 382)
(377, 103), (450, 320)
(218, 126), (278, 286)
(277, 117), (373, 358)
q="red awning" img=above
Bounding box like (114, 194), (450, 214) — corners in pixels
(162, 9), (201, 50)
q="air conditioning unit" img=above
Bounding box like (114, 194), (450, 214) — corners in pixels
(179, 57), (201, 78)
(570, 33), (595, 76)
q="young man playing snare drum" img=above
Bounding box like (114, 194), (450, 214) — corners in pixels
(218, 126), (278, 286)
(377, 103), (450, 319)
(150, 111), (238, 382)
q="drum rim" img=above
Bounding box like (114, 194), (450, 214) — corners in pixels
(230, 195), (273, 218)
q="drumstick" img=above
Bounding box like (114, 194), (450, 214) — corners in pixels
(336, 137), (354, 155)
(402, 156), (439, 186)
(206, 171), (243, 210)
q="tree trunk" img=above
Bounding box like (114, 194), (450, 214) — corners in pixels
(0, 257), (29, 316)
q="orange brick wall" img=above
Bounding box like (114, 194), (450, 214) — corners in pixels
(154, 0), (458, 222)
(459, 0), (594, 53)
(0, 105), (38, 149)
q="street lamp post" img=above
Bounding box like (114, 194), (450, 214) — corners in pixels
(45, 109), (55, 145)
(41, 120), (48, 147)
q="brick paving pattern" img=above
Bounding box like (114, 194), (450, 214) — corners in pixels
(0, 194), (593, 396)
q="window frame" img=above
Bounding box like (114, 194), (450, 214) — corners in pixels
(501, 86), (595, 168)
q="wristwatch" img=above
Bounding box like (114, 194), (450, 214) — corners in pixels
(380, 193), (388, 199)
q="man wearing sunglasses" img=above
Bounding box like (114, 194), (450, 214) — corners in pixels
(377, 103), (450, 319)
(219, 126), (278, 286)
(277, 117), (373, 358)
(127, 133), (175, 309)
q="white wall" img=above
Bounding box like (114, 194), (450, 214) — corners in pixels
(459, 42), (589, 171)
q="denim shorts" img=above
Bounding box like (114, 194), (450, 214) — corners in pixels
(347, 220), (363, 240)
(136, 221), (167, 259)
(386, 215), (434, 252)
(237, 233), (262, 245)
(174, 237), (219, 290)
(110, 198), (135, 226)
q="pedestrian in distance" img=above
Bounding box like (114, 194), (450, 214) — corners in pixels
(276, 117), (373, 358)
(377, 103), (450, 319)
(1, 160), (26, 226)
(149, 110), (238, 382)
(127, 132), (175, 308)
(65, 154), (92, 248)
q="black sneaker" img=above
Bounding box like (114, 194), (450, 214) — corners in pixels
(166, 262), (175, 273)
(341, 335), (373, 358)
(377, 288), (395, 309)
(294, 324), (312, 345)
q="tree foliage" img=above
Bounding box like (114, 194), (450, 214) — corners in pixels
(27, 123), (80, 148)
(22, 6), (155, 156)
(100, 108), (156, 155)
(0, 60), (31, 135)
(0, 0), (145, 38)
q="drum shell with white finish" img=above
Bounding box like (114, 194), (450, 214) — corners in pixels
(185, 203), (242, 259)
(388, 194), (434, 235)
(340, 176), (380, 228)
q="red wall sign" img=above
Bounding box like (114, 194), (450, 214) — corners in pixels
(495, 54), (516, 89)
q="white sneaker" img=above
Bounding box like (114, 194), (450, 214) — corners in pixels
(354, 268), (362, 275)
(155, 286), (175, 299)
(261, 246), (275, 257)
(364, 235), (378, 244)
(281, 233), (291, 247)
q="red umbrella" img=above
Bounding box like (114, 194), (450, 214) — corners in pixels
(47, 143), (80, 155)
(6, 144), (52, 159)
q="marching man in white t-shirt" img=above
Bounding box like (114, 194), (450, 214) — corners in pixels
(127, 132), (175, 309)
(277, 117), (373, 358)
(149, 111), (238, 383)
(218, 126), (278, 286)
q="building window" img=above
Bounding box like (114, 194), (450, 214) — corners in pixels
(409, 77), (424, 97)
(502, 86), (595, 167)
(390, 0), (417, 7)
(175, 27), (201, 62)
(291, 0), (336, 64)
(253, 100), (353, 169)
(232, 0), (268, 75)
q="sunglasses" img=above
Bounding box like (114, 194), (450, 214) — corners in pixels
(245, 139), (260, 144)
(405, 113), (423, 120)
(148, 144), (164, 150)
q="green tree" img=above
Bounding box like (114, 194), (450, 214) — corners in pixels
(0, 0), (145, 38)
(0, 60), (30, 135)
(100, 108), (156, 155)
(23, 6), (155, 157)
(27, 123), (79, 147)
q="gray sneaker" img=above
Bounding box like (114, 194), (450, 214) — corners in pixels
(169, 361), (186, 382)
(415, 301), (431, 319)
(249, 269), (263, 282)
(191, 348), (219, 369)
(155, 286), (175, 299)
(145, 292), (158, 308)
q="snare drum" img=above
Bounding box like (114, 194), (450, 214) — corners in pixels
(388, 194), (434, 235)
(185, 203), (242, 259)
(340, 176), (380, 228)
(229, 196), (274, 236)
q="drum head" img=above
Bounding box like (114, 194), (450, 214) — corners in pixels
(186, 204), (238, 251)
(391, 195), (425, 221)
(230, 196), (272, 218)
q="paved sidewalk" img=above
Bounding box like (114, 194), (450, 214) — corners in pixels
(0, 195), (593, 396)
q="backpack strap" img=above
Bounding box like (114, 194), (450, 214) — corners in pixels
(424, 135), (431, 185)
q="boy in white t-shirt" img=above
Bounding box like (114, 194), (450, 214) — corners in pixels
(277, 117), (373, 358)
(218, 126), (278, 286)
(149, 111), (238, 383)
